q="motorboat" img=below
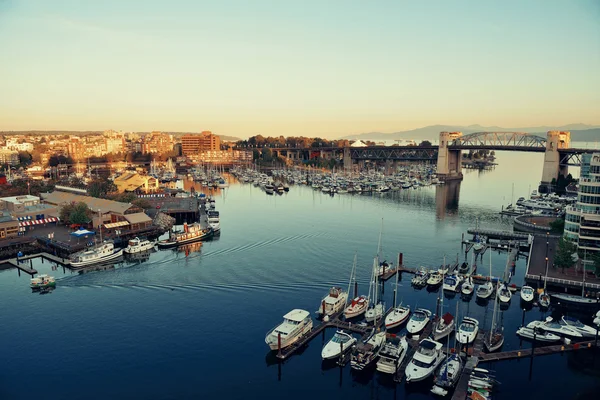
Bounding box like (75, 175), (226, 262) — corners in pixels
(551, 293), (600, 308)
(520, 286), (535, 303)
(321, 330), (357, 360)
(207, 210), (220, 234)
(405, 338), (444, 383)
(538, 290), (550, 308)
(70, 241), (123, 268)
(458, 261), (470, 275)
(476, 281), (494, 300)
(457, 316), (479, 344)
(350, 331), (386, 371)
(432, 353), (463, 392)
(265, 309), (313, 350)
(376, 335), (409, 374)
(365, 302), (384, 323)
(433, 312), (455, 341)
(411, 267), (429, 287)
(497, 283), (511, 303)
(559, 316), (597, 337)
(317, 287), (348, 317)
(526, 319), (583, 339)
(407, 308), (432, 334)
(443, 275), (462, 292)
(124, 237), (156, 254)
(30, 274), (56, 290)
(157, 223), (214, 248)
(344, 296), (368, 319)
(516, 326), (561, 342)
(385, 304), (411, 329)
(427, 271), (443, 287)
(461, 277), (475, 296)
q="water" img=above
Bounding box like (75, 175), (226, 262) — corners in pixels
(1, 151), (598, 400)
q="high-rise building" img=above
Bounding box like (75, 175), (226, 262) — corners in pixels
(181, 131), (221, 155)
(564, 153), (600, 260)
(142, 132), (173, 154)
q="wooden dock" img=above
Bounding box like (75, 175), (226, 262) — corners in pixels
(479, 340), (597, 363)
(467, 228), (530, 241)
(4, 259), (37, 275)
(393, 322), (434, 383)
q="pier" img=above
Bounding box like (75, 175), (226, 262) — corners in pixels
(466, 228), (530, 241)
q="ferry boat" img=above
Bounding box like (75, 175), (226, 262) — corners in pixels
(207, 210), (221, 234)
(70, 241), (123, 268)
(124, 237), (156, 254)
(317, 287), (348, 317)
(265, 309), (313, 351)
(157, 223), (214, 249)
(30, 274), (56, 289)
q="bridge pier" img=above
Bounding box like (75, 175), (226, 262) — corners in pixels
(343, 146), (352, 172)
(540, 131), (570, 193)
(437, 131), (463, 182)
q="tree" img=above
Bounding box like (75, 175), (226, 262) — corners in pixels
(419, 140), (432, 147)
(88, 177), (117, 198)
(132, 198), (152, 210)
(554, 237), (577, 272)
(591, 252), (600, 277)
(549, 218), (565, 234)
(261, 148), (273, 162)
(59, 201), (92, 225)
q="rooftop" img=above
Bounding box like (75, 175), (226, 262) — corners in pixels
(0, 195), (40, 204)
(124, 212), (152, 224)
(41, 192), (133, 215)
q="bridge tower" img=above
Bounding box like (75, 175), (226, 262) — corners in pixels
(343, 146), (352, 172)
(540, 131), (570, 192)
(436, 131), (463, 181)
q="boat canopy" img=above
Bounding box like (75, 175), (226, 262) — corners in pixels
(70, 229), (95, 237)
(283, 309), (310, 322)
(441, 313), (454, 324)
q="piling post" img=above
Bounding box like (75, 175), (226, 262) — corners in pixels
(277, 332), (282, 358)
(531, 329), (536, 358)
(321, 300), (326, 317)
(521, 308), (526, 327)
(339, 340), (343, 365)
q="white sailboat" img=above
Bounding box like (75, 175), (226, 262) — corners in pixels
(385, 261), (411, 329)
(433, 258), (455, 340)
(365, 256), (384, 323)
(484, 281), (504, 352)
(344, 254), (368, 319)
(476, 251), (494, 300)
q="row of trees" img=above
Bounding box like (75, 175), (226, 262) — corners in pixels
(462, 150), (495, 160)
(59, 202), (93, 225)
(236, 135), (353, 149)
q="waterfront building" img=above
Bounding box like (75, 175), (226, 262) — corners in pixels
(0, 212), (19, 240)
(0, 149), (19, 166)
(181, 131), (221, 155)
(113, 172), (159, 193)
(564, 153), (600, 258)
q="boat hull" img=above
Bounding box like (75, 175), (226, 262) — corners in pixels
(157, 230), (214, 249)
(70, 249), (123, 268)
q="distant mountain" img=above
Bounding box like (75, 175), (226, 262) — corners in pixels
(342, 124), (600, 142)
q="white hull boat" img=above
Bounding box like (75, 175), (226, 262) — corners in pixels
(265, 309), (313, 351)
(321, 330), (356, 360)
(385, 305), (411, 329)
(365, 303), (384, 323)
(407, 308), (432, 335)
(70, 241), (123, 268)
(526, 319), (583, 339)
(559, 316), (597, 337)
(476, 281), (494, 300)
(124, 237), (156, 254)
(317, 287), (348, 317)
(443, 275), (462, 292)
(520, 286), (535, 303)
(498, 284), (511, 303)
(516, 326), (561, 342)
(427, 271), (443, 287)
(351, 331), (386, 370)
(405, 338), (444, 383)
(432, 353), (463, 391)
(457, 316), (479, 344)
(461, 277), (474, 296)
(344, 296), (368, 319)
(433, 312), (455, 341)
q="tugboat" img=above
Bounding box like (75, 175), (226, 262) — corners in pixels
(158, 222), (214, 249)
(30, 274), (56, 290)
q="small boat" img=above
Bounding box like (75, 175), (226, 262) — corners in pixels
(476, 252), (494, 300)
(365, 254), (384, 323)
(484, 287), (504, 353)
(124, 237), (156, 254)
(538, 290), (550, 309)
(497, 283), (511, 303)
(443, 274), (462, 292)
(516, 326), (561, 342)
(407, 308), (432, 334)
(461, 277), (475, 296)
(350, 331), (386, 371)
(458, 261), (470, 274)
(432, 353), (463, 392)
(344, 296), (368, 319)
(457, 316), (479, 344)
(405, 338), (444, 383)
(317, 287), (348, 317)
(376, 335), (409, 374)
(433, 312), (455, 341)
(70, 241), (123, 268)
(385, 304), (411, 329)
(427, 271), (443, 287)
(157, 223), (214, 248)
(207, 210), (221, 234)
(559, 316), (597, 337)
(30, 274), (56, 290)
(265, 309), (313, 351)
(321, 330), (357, 360)
(520, 286), (535, 303)
(526, 319), (583, 339)
(412, 267), (429, 287)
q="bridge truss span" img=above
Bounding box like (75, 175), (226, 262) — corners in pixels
(350, 146), (437, 161)
(450, 131), (547, 151)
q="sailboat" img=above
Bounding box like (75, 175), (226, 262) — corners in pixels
(365, 256), (384, 323)
(433, 256), (455, 340)
(431, 322), (463, 395)
(551, 250), (598, 308)
(484, 278), (504, 352)
(344, 254), (369, 319)
(476, 252), (494, 300)
(538, 260), (551, 308)
(385, 261), (411, 329)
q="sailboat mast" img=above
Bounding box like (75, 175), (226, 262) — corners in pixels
(346, 253), (357, 305)
(393, 255), (399, 308)
(490, 275), (500, 343)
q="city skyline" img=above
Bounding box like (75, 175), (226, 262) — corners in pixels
(1, 0), (599, 138)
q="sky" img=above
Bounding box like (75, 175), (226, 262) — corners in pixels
(0, 0), (599, 139)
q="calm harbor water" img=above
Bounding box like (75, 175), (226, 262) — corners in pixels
(1, 151), (599, 400)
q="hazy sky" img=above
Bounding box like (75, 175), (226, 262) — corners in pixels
(1, 0), (599, 138)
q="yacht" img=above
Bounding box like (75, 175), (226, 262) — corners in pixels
(461, 277), (474, 296)
(433, 312), (455, 341)
(457, 317), (479, 344)
(526, 319), (583, 339)
(124, 237), (156, 254)
(157, 223), (214, 248)
(385, 304), (411, 329)
(350, 331), (386, 371)
(405, 338), (444, 383)
(207, 210), (220, 234)
(317, 287), (348, 317)
(321, 330), (357, 360)
(344, 296), (368, 319)
(432, 353), (463, 394)
(443, 275), (462, 292)
(427, 271), (443, 287)
(30, 274), (56, 290)
(376, 336), (409, 374)
(559, 316), (597, 337)
(520, 286), (535, 303)
(265, 309), (313, 351)
(516, 326), (561, 342)
(70, 241), (123, 268)
(407, 308), (432, 334)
